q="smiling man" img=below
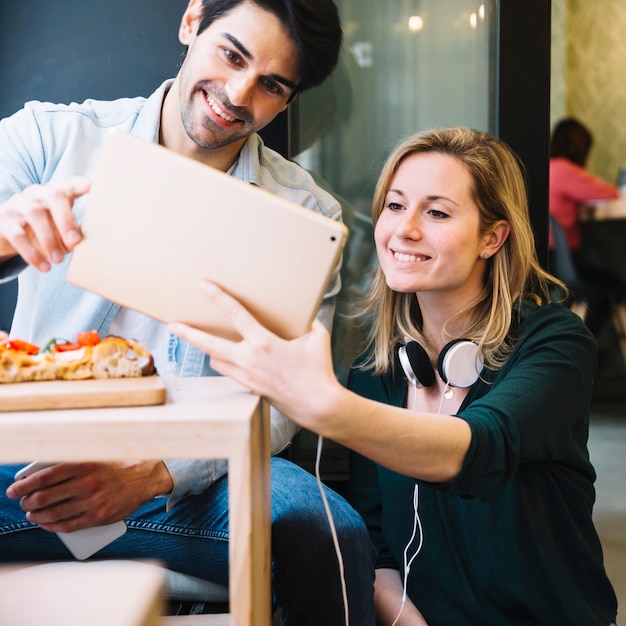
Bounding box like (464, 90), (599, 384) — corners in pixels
(164, 1), (302, 165)
(0, 1), (376, 624)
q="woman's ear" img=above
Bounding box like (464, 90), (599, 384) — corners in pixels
(482, 220), (510, 258)
(179, 0), (203, 45)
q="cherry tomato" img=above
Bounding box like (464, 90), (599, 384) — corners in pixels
(53, 342), (82, 352)
(5, 340), (40, 354)
(77, 330), (100, 346)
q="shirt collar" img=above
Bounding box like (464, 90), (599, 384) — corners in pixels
(229, 133), (264, 186)
(134, 78), (175, 143)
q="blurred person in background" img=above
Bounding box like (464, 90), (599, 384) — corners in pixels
(549, 117), (621, 333)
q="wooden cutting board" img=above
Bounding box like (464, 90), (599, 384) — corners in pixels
(0, 376), (166, 412)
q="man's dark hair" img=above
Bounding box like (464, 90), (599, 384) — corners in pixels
(550, 117), (593, 167)
(197, 0), (342, 98)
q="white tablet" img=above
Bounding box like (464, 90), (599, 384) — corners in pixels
(67, 132), (347, 340)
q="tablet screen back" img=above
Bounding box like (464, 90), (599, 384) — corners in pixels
(67, 133), (347, 340)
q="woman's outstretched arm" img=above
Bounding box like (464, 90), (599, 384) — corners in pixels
(168, 281), (471, 483)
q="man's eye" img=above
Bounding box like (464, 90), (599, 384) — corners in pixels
(261, 78), (282, 96)
(223, 48), (243, 66)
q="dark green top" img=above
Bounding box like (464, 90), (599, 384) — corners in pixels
(347, 302), (617, 625)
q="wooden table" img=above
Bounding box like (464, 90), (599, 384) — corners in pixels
(587, 196), (626, 221)
(0, 376), (271, 626)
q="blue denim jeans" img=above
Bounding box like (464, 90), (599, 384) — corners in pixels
(0, 457), (375, 625)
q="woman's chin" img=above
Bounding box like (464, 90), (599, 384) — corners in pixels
(386, 279), (420, 294)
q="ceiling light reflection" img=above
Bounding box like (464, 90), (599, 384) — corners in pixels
(408, 15), (424, 32)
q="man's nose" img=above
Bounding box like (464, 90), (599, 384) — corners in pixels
(225, 72), (255, 107)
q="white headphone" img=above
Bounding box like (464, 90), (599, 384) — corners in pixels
(397, 338), (483, 388)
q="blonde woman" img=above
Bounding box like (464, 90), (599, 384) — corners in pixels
(171, 128), (617, 626)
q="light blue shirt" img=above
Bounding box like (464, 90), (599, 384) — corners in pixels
(0, 79), (342, 506)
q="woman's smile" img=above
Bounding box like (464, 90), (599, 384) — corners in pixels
(392, 250), (429, 263)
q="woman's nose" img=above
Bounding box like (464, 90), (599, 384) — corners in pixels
(396, 211), (422, 239)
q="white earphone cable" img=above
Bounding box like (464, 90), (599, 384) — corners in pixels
(437, 381), (452, 414)
(391, 483), (422, 626)
(315, 434), (350, 626)
(392, 381), (449, 624)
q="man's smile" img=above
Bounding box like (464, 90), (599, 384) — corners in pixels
(205, 92), (239, 123)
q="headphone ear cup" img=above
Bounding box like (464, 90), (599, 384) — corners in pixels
(398, 341), (435, 388)
(437, 339), (483, 388)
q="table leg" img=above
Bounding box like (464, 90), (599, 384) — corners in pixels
(227, 399), (271, 626)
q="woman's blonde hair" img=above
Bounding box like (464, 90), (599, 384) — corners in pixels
(357, 127), (564, 374)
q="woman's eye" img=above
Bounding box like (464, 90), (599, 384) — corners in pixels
(428, 208), (449, 219)
(386, 202), (404, 212)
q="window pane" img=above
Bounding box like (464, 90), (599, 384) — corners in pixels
(292, 0), (494, 379)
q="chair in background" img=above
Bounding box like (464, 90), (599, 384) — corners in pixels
(549, 215), (626, 363)
(164, 572), (229, 618)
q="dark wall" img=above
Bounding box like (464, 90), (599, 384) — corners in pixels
(0, 0), (188, 119)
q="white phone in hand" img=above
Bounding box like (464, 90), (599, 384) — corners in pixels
(14, 461), (127, 560)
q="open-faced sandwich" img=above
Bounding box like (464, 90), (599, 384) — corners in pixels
(0, 331), (156, 383)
